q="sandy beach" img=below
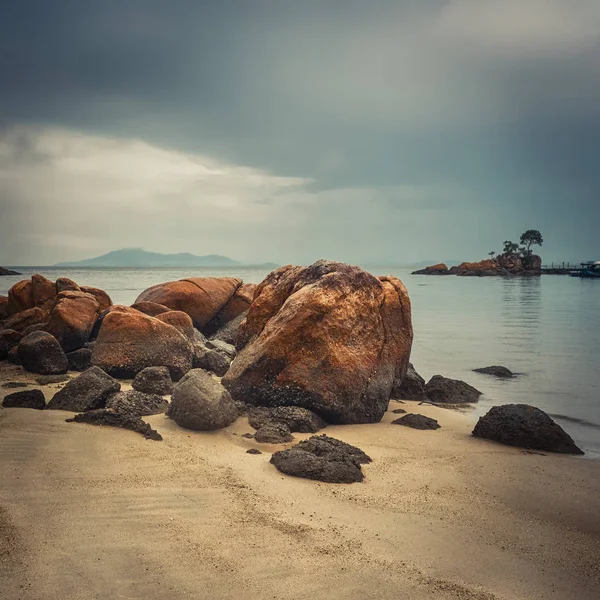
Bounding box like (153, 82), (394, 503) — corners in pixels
(1, 364), (599, 600)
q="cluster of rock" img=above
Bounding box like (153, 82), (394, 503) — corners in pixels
(412, 254), (542, 277)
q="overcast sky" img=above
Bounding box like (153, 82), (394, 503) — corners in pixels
(1, 1), (598, 265)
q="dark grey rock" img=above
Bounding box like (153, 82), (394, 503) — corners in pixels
(248, 405), (326, 433)
(66, 409), (162, 440)
(106, 390), (169, 416)
(2, 389), (46, 410)
(17, 331), (69, 375)
(1, 382), (29, 389)
(392, 413), (440, 430)
(472, 404), (583, 454)
(167, 369), (238, 431)
(270, 434), (372, 484)
(254, 422), (294, 444)
(391, 363), (426, 400)
(46, 366), (121, 412)
(7, 347), (21, 365)
(425, 375), (482, 403)
(246, 448), (262, 455)
(67, 348), (92, 372)
(209, 311), (247, 347)
(132, 366), (173, 396)
(193, 346), (231, 377)
(473, 366), (514, 378)
(35, 374), (70, 385)
(241, 432), (255, 439)
(391, 408), (407, 414)
(0, 329), (23, 360)
(205, 339), (236, 359)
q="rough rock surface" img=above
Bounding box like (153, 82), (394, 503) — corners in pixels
(55, 277), (80, 293)
(45, 291), (100, 352)
(132, 366), (173, 396)
(473, 366), (514, 378)
(167, 369), (238, 431)
(193, 346), (232, 377)
(270, 434), (372, 483)
(1, 382), (29, 389)
(2, 389), (46, 410)
(392, 413), (441, 430)
(246, 448), (262, 455)
(209, 311), (247, 346)
(223, 261), (413, 424)
(7, 347), (21, 365)
(31, 274), (57, 310)
(203, 283), (256, 337)
(46, 366), (121, 412)
(7, 279), (34, 314)
(66, 409), (162, 440)
(155, 310), (195, 341)
(472, 404), (583, 454)
(17, 331), (68, 375)
(106, 390), (169, 416)
(3, 307), (48, 333)
(130, 301), (171, 317)
(0, 295), (9, 320)
(66, 348), (92, 372)
(0, 329), (23, 360)
(248, 406), (326, 433)
(36, 374), (70, 385)
(91, 310), (193, 380)
(254, 422), (294, 443)
(135, 277), (244, 331)
(425, 375), (482, 404)
(80, 286), (112, 312)
(391, 363), (426, 400)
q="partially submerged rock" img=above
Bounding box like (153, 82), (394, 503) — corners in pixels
(106, 390), (169, 416)
(254, 422), (294, 444)
(132, 366), (173, 396)
(46, 366), (120, 412)
(270, 434), (372, 484)
(167, 369), (238, 431)
(472, 404), (583, 454)
(248, 406), (326, 433)
(223, 260), (413, 424)
(0, 266), (21, 276)
(17, 331), (68, 375)
(425, 375), (482, 403)
(2, 389), (46, 410)
(66, 409), (162, 441)
(473, 366), (514, 378)
(392, 413), (440, 430)
(391, 362), (426, 400)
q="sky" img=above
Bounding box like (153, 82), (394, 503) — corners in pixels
(1, 0), (599, 266)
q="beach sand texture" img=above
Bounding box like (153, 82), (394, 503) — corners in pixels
(1, 364), (599, 600)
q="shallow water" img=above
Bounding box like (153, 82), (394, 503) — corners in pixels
(2, 266), (599, 455)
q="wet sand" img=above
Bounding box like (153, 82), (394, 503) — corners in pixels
(1, 363), (599, 600)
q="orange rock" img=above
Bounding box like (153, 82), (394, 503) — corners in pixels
(56, 277), (81, 293)
(204, 283), (257, 336)
(7, 280), (34, 314)
(3, 307), (48, 333)
(155, 310), (195, 341)
(427, 263), (448, 272)
(45, 291), (100, 352)
(130, 301), (171, 317)
(31, 274), (57, 310)
(456, 259), (497, 272)
(92, 311), (193, 380)
(135, 277), (243, 331)
(80, 286), (112, 312)
(223, 261), (413, 424)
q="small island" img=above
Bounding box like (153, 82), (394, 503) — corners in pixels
(413, 230), (543, 277)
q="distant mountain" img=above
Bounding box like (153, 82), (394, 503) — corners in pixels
(55, 248), (241, 268)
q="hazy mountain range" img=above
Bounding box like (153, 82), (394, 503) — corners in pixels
(54, 248), (276, 268)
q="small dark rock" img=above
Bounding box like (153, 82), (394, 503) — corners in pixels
(392, 413), (440, 430)
(46, 366), (121, 412)
(35, 374), (70, 385)
(473, 366), (514, 378)
(2, 389), (46, 410)
(425, 375), (482, 403)
(391, 408), (407, 414)
(17, 331), (69, 375)
(241, 432), (255, 439)
(1, 381), (29, 389)
(472, 404), (583, 454)
(246, 448), (262, 455)
(106, 390), (169, 416)
(67, 348), (92, 372)
(66, 409), (162, 440)
(270, 434), (371, 484)
(132, 366), (174, 396)
(248, 406), (326, 433)
(254, 422), (294, 444)
(192, 343), (231, 376)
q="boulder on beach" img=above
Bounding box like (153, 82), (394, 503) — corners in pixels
(46, 366), (121, 412)
(91, 310), (193, 380)
(167, 368), (238, 431)
(270, 434), (372, 483)
(106, 390), (169, 417)
(66, 348), (92, 372)
(7, 279), (34, 314)
(17, 331), (68, 375)
(132, 366), (173, 396)
(473, 366), (514, 378)
(391, 362), (426, 400)
(66, 409), (162, 441)
(248, 405), (326, 433)
(135, 277), (246, 332)
(89, 305), (139, 340)
(155, 310), (195, 341)
(2, 389), (46, 410)
(45, 291), (100, 352)
(425, 375), (482, 403)
(392, 413), (440, 430)
(254, 422), (294, 444)
(130, 301), (171, 317)
(3, 307), (48, 333)
(222, 260), (413, 424)
(472, 404), (583, 454)
(0, 329), (23, 360)
(80, 286), (112, 312)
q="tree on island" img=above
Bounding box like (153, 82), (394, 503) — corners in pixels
(502, 240), (520, 255)
(519, 229), (543, 256)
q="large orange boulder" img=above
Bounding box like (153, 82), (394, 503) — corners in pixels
(155, 310), (195, 341)
(135, 277), (244, 332)
(203, 283), (257, 336)
(91, 311), (193, 380)
(451, 260), (498, 276)
(3, 307), (48, 333)
(130, 301), (171, 317)
(80, 286), (112, 311)
(222, 261), (413, 424)
(45, 291), (100, 352)
(7, 280), (34, 314)
(31, 274), (57, 310)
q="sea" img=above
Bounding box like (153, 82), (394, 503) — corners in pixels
(2, 266), (599, 456)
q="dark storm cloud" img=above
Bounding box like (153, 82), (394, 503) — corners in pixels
(1, 1), (599, 264)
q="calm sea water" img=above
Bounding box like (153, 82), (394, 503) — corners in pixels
(2, 266), (599, 456)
